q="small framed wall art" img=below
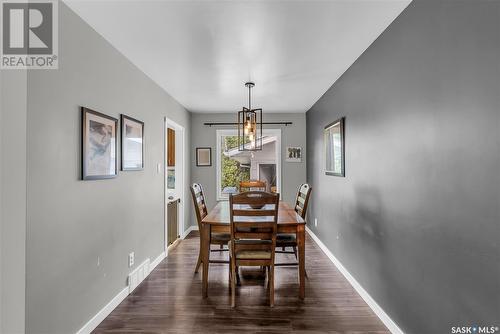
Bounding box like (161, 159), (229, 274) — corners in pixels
(196, 147), (212, 167)
(324, 117), (345, 177)
(81, 107), (118, 180)
(121, 114), (144, 171)
(286, 147), (302, 162)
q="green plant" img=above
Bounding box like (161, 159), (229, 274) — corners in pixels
(221, 136), (250, 190)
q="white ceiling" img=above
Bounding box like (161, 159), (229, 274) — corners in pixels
(63, 0), (411, 113)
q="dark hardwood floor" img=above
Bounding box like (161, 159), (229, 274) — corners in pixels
(93, 231), (389, 333)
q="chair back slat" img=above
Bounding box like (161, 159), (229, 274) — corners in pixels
(230, 191), (279, 261)
(234, 232), (275, 240)
(232, 209), (277, 217)
(239, 180), (266, 192)
(297, 196), (306, 205)
(198, 203), (206, 214)
(190, 183), (208, 229)
(231, 243), (271, 251)
(232, 194), (277, 205)
(294, 183), (312, 220)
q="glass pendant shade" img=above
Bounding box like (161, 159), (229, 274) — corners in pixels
(237, 82), (262, 151)
(238, 107), (262, 151)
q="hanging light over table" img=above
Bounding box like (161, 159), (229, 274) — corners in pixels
(238, 82), (262, 151)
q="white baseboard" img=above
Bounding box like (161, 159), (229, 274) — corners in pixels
(76, 250), (166, 334)
(151, 251), (166, 270)
(76, 286), (128, 334)
(305, 226), (404, 334)
(181, 225), (198, 239)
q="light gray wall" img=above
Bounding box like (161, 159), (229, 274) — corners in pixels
(0, 70), (27, 334)
(0, 72), (2, 334)
(0, 71), (2, 334)
(25, 3), (190, 334)
(190, 112), (306, 226)
(306, 1), (500, 334)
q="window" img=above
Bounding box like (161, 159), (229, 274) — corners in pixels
(220, 134), (250, 198)
(216, 129), (282, 200)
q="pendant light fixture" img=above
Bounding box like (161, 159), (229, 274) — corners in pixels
(238, 82), (262, 151)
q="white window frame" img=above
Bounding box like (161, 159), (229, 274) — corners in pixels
(216, 129), (282, 201)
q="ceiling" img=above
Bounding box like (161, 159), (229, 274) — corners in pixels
(63, 0), (411, 113)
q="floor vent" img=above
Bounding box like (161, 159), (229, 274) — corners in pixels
(128, 258), (151, 293)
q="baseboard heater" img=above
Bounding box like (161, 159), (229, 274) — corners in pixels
(128, 258), (151, 293)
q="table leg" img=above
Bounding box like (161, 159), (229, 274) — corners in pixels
(201, 224), (211, 298)
(297, 224), (305, 299)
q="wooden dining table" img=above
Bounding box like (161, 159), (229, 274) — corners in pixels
(201, 200), (306, 299)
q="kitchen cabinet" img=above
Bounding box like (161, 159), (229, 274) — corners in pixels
(167, 128), (175, 166)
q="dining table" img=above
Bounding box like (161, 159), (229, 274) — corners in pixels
(200, 200), (306, 299)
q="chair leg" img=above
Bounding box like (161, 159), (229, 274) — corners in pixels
(220, 244), (223, 250)
(231, 259), (236, 308)
(282, 246), (286, 251)
(266, 266), (270, 288)
(269, 265), (275, 307)
(195, 253), (202, 273)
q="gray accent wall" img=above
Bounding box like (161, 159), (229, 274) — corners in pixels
(306, 1), (500, 334)
(190, 112), (306, 227)
(25, 3), (190, 334)
(1, 70), (27, 334)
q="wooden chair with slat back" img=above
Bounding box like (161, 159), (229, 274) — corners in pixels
(190, 183), (230, 274)
(239, 180), (266, 192)
(229, 191), (279, 307)
(276, 183), (312, 261)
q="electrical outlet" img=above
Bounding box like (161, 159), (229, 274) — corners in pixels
(157, 163), (162, 174)
(97, 256), (100, 267)
(128, 252), (135, 267)
(314, 218), (318, 227)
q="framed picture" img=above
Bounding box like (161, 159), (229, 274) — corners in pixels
(121, 114), (144, 171)
(286, 147), (302, 162)
(324, 117), (345, 177)
(81, 107), (118, 180)
(196, 147), (212, 167)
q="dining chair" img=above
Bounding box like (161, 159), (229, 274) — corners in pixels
(276, 183), (312, 261)
(229, 191), (279, 307)
(239, 180), (266, 192)
(190, 183), (229, 274)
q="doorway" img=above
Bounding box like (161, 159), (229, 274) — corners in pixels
(165, 118), (185, 253)
(258, 164), (276, 193)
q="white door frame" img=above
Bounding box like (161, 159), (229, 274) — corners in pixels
(216, 128), (282, 201)
(164, 118), (185, 253)
(257, 162), (277, 192)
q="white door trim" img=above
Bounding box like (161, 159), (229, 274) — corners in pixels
(164, 118), (185, 253)
(216, 128), (282, 201)
(257, 162), (277, 192)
